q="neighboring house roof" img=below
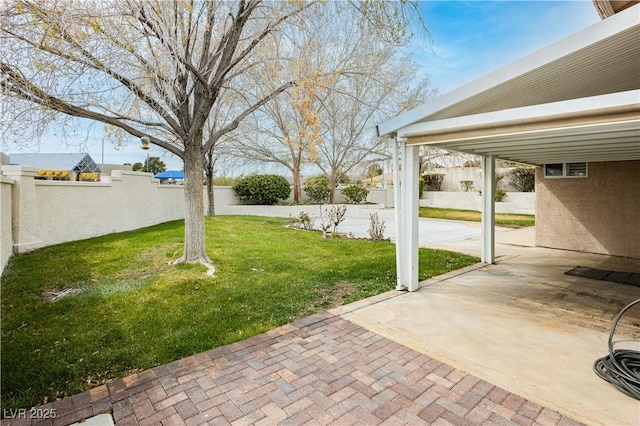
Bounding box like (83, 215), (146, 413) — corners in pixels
(376, 4), (640, 166)
(9, 153), (102, 173)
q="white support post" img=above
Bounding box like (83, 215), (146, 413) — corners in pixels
(392, 136), (405, 290)
(481, 155), (496, 264)
(402, 143), (420, 292)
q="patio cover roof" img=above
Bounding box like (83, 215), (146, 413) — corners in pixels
(377, 4), (640, 165)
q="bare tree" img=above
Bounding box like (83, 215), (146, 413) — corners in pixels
(228, 3), (430, 203)
(227, 6), (349, 202)
(315, 53), (436, 201)
(1, 0), (317, 273)
(1, 0), (425, 272)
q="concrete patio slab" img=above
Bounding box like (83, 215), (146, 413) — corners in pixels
(331, 246), (640, 426)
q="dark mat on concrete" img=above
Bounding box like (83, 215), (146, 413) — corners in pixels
(626, 273), (640, 286)
(565, 266), (640, 288)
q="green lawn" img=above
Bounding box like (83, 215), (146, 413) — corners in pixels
(419, 207), (535, 227)
(1, 216), (478, 410)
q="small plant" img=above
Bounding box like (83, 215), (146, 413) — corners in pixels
(423, 173), (445, 191)
(418, 178), (424, 197)
(368, 212), (386, 240)
(233, 174), (291, 205)
(478, 188), (508, 202)
(330, 205), (347, 232)
(460, 180), (474, 192)
(318, 206), (333, 238)
(341, 185), (369, 204)
(304, 175), (331, 203)
(288, 211), (314, 230)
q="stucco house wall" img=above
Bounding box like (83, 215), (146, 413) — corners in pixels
(535, 160), (640, 258)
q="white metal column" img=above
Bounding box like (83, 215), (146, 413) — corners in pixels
(402, 143), (420, 291)
(392, 136), (405, 290)
(481, 155), (496, 264)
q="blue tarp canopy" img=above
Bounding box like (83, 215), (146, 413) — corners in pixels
(154, 170), (184, 179)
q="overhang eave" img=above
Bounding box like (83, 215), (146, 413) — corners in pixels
(396, 90), (640, 166)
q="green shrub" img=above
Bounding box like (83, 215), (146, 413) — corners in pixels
(233, 174), (291, 205)
(304, 175), (331, 203)
(423, 173), (445, 191)
(341, 185), (369, 204)
(418, 178), (424, 197)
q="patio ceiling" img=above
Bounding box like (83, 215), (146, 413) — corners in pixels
(377, 4), (640, 166)
(400, 90), (640, 165)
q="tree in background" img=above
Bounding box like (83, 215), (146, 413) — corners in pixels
(508, 167), (536, 192)
(132, 156), (166, 174)
(1, 0), (425, 273)
(228, 3), (432, 202)
(226, 6), (346, 203)
(315, 55), (436, 202)
(365, 163), (384, 183)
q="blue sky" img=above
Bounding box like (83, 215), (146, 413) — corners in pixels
(3, 1), (601, 171)
(413, 1), (600, 92)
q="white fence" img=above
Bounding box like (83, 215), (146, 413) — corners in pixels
(0, 167), (188, 273)
(0, 165), (534, 275)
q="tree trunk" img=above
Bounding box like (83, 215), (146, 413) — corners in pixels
(292, 164), (301, 203)
(177, 141), (214, 274)
(328, 172), (337, 204)
(206, 180), (215, 216)
(206, 151), (215, 216)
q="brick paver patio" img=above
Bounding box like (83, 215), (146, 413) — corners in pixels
(2, 313), (584, 426)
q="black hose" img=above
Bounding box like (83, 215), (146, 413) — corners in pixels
(593, 299), (640, 400)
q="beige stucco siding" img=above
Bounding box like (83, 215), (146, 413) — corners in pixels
(536, 160), (640, 258)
